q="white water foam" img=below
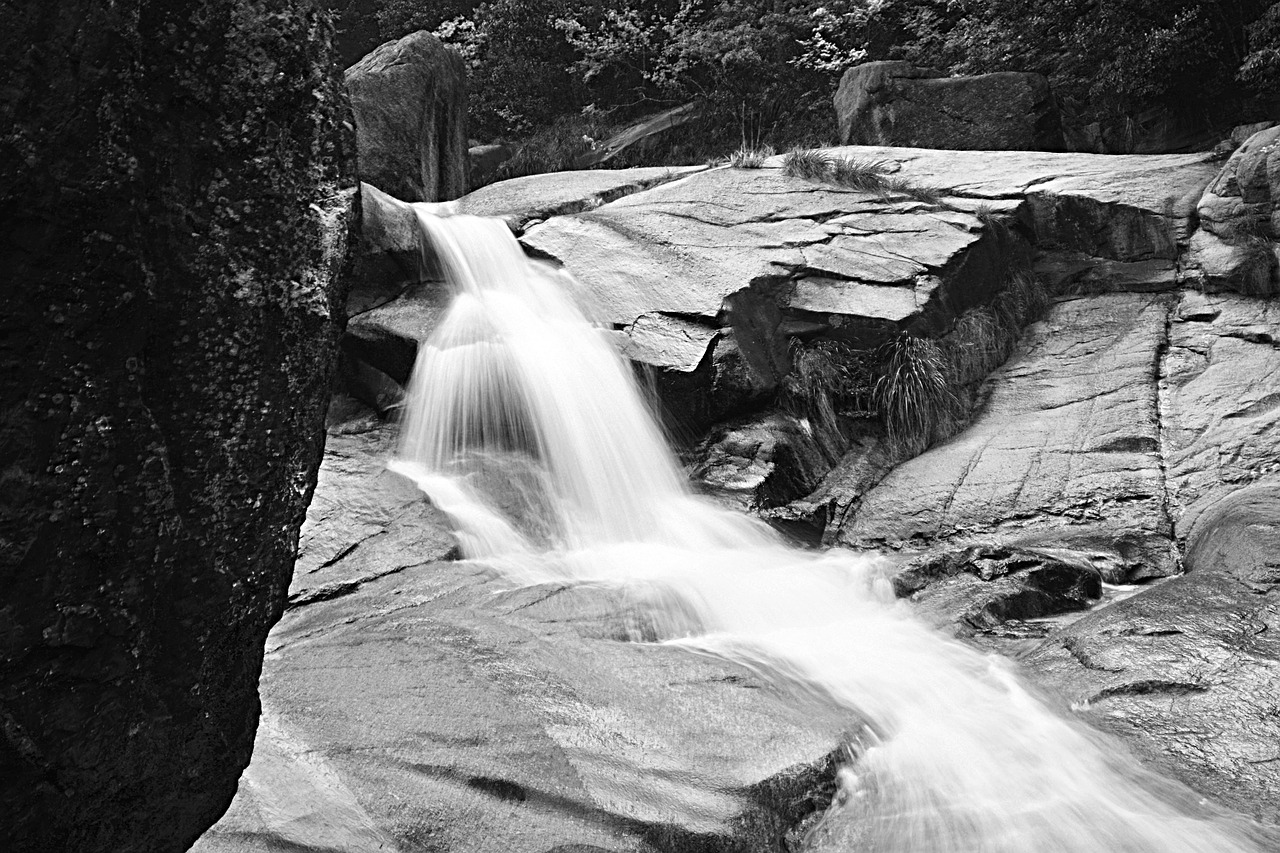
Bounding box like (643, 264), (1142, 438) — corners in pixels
(390, 210), (1270, 852)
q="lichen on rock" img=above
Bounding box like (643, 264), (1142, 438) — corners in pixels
(0, 1), (354, 849)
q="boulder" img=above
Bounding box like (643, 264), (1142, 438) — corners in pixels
(0, 2), (353, 850)
(345, 30), (468, 203)
(835, 61), (1062, 151)
(693, 411), (835, 512)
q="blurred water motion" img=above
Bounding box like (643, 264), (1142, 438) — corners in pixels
(389, 211), (1268, 853)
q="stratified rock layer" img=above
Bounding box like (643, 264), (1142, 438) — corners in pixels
(0, 2), (353, 850)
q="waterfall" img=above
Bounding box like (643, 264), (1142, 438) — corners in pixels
(390, 210), (1267, 852)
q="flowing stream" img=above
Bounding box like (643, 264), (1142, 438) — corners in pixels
(389, 211), (1268, 852)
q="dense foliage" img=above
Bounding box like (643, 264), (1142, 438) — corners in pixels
(373, 0), (1278, 160)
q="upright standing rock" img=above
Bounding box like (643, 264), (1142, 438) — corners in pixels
(346, 30), (468, 202)
(835, 60), (1063, 151)
(0, 1), (354, 850)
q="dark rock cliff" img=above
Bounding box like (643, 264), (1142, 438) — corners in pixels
(0, 1), (354, 849)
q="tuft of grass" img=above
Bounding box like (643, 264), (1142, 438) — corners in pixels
(829, 156), (893, 191)
(728, 145), (775, 168)
(992, 269), (1050, 335)
(873, 333), (957, 456)
(781, 147), (831, 180)
(973, 202), (1012, 244)
(944, 308), (1004, 386)
(1219, 216), (1272, 246)
(779, 152), (944, 206)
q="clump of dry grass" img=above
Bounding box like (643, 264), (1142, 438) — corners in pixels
(727, 145), (775, 168)
(992, 269), (1050, 335)
(873, 333), (957, 456)
(780, 147), (831, 180)
(779, 150), (943, 205)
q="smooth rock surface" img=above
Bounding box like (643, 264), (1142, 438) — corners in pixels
(195, 426), (852, 853)
(837, 293), (1177, 581)
(1020, 483), (1280, 824)
(1164, 293), (1280, 532)
(436, 166), (705, 233)
(346, 30), (467, 203)
(835, 61), (1062, 151)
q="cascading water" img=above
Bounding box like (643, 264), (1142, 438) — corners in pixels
(390, 210), (1271, 852)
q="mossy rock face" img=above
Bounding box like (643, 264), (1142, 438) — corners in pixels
(0, 1), (354, 850)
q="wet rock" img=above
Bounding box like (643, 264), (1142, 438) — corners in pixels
(835, 61), (1062, 151)
(693, 412), (835, 512)
(1019, 483), (1280, 824)
(895, 545), (1103, 632)
(344, 283), (451, 384)
(345, 30), (468, 203)
(194, 425), (851, 853)
(0, 1), (353, 849)
(837, 293), (1178, 581)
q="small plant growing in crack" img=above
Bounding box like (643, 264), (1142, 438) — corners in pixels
(873, 333), (957, 456)
(780, 147), (831, 180)
(992, 269), (1050, 335)
(728, 144), (775, 168)
(944, 307), (1004, 387)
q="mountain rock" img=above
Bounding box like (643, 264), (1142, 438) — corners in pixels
(835, 61), (1063, 151)
(346, 30), (468, 203)
(0, 2), (353, 850)
(193, 427), (852, 853)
